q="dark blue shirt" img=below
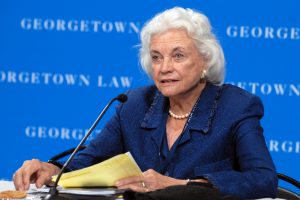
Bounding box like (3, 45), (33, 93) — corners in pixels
(67, 83), (278, 199)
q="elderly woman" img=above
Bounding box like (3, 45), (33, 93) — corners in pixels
(13, 7), (277, 199)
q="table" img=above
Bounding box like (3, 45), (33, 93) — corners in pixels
(0, 181), (285, 200)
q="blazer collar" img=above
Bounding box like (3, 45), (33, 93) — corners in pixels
(188, 83), (222, 134)
(140, 83), (222, 134)
(140, 89), (168, 129)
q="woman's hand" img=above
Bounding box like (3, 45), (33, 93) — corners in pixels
(115, 169), (188, 192)
(13, 159), (60, 191)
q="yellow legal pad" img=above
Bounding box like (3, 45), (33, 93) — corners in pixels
(52, 152), (142, 188)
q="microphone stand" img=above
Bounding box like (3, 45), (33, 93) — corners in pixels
(44, 94), (127, 200)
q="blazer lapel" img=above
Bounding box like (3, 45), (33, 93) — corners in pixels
(139, 83), (223, 148)
(188, 83), (223, 134)
(178, 83), (223, 146)
(140, 90), (169, 150)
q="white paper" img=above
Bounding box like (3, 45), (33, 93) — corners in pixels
(28, 186), (124, 196)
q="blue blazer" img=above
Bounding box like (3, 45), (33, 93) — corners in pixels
(68, 83), (277, 199)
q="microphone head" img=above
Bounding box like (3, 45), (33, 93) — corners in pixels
(116, 94), (128, 103)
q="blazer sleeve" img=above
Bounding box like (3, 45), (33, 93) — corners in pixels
(201, 95), (278, 199)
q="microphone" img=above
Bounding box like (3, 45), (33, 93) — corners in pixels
(44, 93), (128, 200)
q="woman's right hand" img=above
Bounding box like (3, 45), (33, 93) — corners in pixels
(13, 159), (61, 191)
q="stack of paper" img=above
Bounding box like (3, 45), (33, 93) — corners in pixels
(52, 152), (142, 188)
(28, 187), (125, 196)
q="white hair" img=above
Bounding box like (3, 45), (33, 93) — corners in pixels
(139, 7), (225, 85)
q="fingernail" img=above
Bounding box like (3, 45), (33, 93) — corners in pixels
(115, 181), (120, 186)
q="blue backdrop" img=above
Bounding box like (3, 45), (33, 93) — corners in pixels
(0, 0), (299, 192)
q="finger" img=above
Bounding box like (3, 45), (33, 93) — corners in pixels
(115, 176), (144, 187)
(22, 160), (41, 189)
(35, 172), (51, 188)
(13, 170), (25, 191)
(117, 182), (147, 193)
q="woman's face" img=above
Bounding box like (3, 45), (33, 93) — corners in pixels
(150, 29), (206, 98)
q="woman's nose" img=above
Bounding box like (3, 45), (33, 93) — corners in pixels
(160, 57), (173, 73)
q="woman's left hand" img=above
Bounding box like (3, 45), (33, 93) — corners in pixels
(115, 169), (187, 192)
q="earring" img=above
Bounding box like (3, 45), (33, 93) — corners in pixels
(200, 70), (207, 79)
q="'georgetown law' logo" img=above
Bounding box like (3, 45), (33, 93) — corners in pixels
(25, 126), (101, 141)
(20, 18), (141, 34)
(268, 139), (300, 154)
(24, 125), (300, 154)
(226, 25), (300, 40)
(0, 70), (133, 89)
(228, 81), (300, 97)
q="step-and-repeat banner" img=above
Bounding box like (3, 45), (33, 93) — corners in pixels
(1, 0), (299, 191)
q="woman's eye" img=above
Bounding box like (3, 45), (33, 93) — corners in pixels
(151, 55), (161, 62)
(152, 55), (158, 60)
(174, 53), (184, 60)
